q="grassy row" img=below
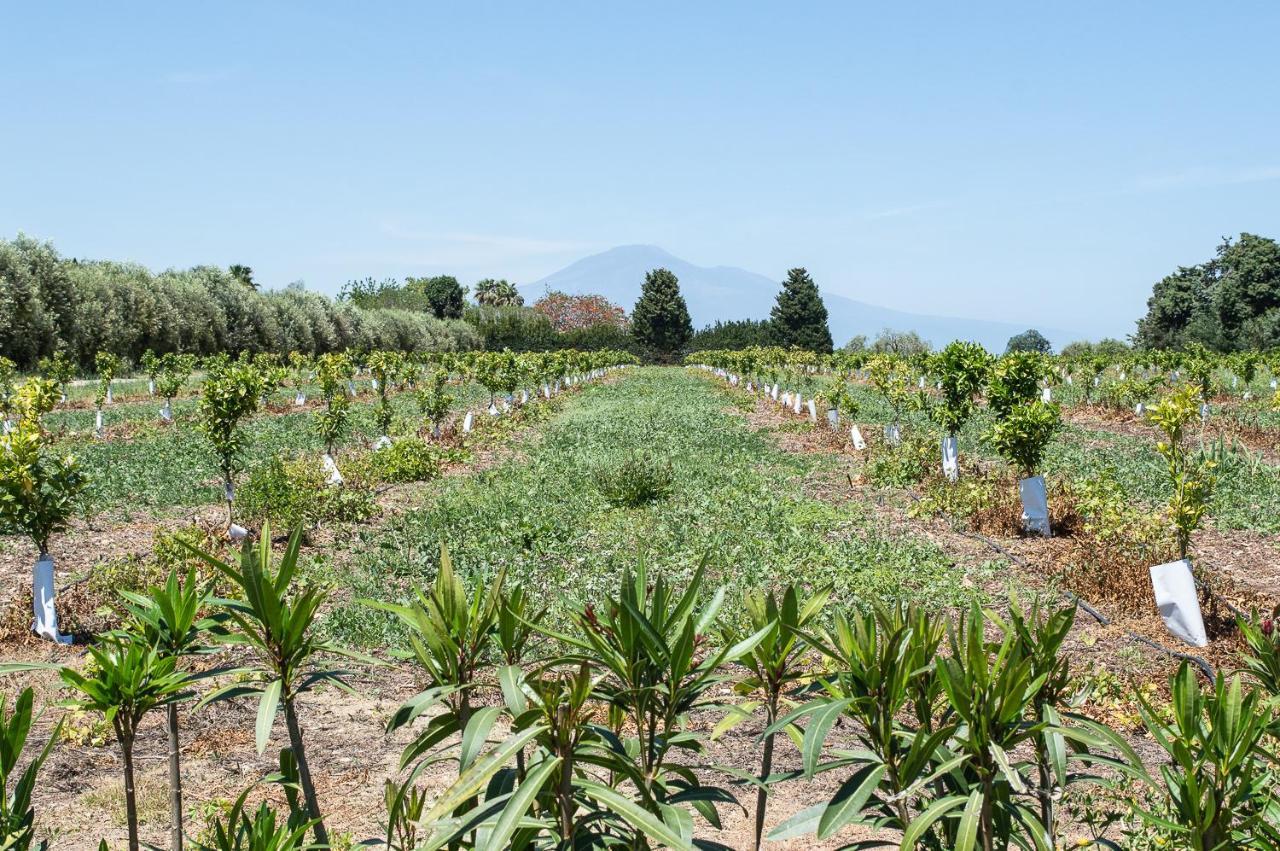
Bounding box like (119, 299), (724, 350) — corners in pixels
(325, 367), (987, 647)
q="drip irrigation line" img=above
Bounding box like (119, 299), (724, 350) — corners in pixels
(961, 525), (1216, 682)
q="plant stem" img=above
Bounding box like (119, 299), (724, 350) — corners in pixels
(120, 728), (140, 851)
(167, 702), (184, 851)
(753, 695), (779, 851)
(283, 697), (329, 847)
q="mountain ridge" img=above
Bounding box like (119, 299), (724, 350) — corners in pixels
(521, 245), (1082, 351)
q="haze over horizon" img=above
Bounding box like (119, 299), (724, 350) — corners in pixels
(3, 2), (1279, 341)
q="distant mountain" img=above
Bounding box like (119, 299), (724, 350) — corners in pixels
(522, 245), (1082, 351)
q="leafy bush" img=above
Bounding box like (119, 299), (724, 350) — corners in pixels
(237, 455), (376, 530)
(592, 452), (674, 507)
(360, 439), (442, 484)
(863, 431), (934, 488)
(987, 400), (1062, 477)
(1146, 385), (1217, 559)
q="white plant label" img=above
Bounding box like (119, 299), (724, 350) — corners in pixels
(1150, 558), (1208, 647)
(32, 554), (72, 644)
(851, 424), (866, 450)
(1018, 475), (1051, 537)
(941, 436), (959, 482)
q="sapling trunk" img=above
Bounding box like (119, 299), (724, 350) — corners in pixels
(283, 697), (329, 846)
(118, 726), (140, 851)
(167, 703), (184, 851)
(752, 694), (779, 851)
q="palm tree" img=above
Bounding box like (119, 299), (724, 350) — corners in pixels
(473, 278), (525, 307)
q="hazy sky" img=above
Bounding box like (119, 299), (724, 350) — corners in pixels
(3, 2), (1278, 339)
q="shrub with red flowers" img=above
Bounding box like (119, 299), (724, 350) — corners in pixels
(533, 290), (628, 333)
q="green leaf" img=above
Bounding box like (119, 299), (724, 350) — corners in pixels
(255, 679), (281, 755)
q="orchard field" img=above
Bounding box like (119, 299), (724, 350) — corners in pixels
(3, 345), (1280, 850)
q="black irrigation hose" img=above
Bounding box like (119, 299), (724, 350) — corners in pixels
(959, 525), (1217, 682)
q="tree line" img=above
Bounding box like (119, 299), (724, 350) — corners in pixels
(0, 235), (481, 370)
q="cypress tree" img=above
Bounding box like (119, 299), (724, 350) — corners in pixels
(631, 267), (693, 362)
(770, 267), (833, 353)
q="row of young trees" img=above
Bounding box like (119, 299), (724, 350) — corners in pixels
(696, 342), (1234, 650)
(6, 537), (1280, 849)
(0, 346), (636, 644)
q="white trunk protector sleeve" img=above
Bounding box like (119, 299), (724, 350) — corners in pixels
(941, 436), (959, 482)
(1018, 475), (1051, 537)
(462, 411), (474, 433)
(851, 424), (866, 450)
(33, 555), (72, 644)
(884, 423), (901, 446)
(1150, 559), (1208, 647)
(322, 453), (343, 486)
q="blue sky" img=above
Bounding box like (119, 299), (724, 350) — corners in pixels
(3, 2), (1278, 340)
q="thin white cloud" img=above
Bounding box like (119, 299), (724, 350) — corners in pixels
(165, 68), (238, 84)
(1134, 165), (1280, 191)
(378, 223), (594, 257)
(863, 201), (950, 220)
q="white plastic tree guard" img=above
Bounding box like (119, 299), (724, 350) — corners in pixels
(94, 410), (104, 436)
(851, 424), (867, 450)
(884, 423), (901, 446)
(1135, 403), (1145, 417)
(462, 411), (474, 433)
(941, 436), (959, 482)
(228, 524), (248, 542)
(322, 453), (343, 486)
(294, 391), (307, 406)
(374, 435), (393, 450)
(806, 399), (817, 421)
(32, 554), (72, 644)
(827, 409), (839, 429)
(792, 395), (802, 415)
(1150, 559), (1208, 647)
(1018, 475), (1051, 537)
(488, 402), (500, 416)
(160, 401), (173, 422)
(148, 379), (155, 395)
(105, 386), (113, 404)
(1200, 403), (1210, 421)
(1041, 387), (1052, 403)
